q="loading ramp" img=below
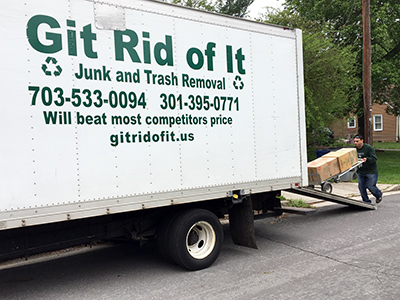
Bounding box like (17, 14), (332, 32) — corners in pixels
(286, 187), (376, 210)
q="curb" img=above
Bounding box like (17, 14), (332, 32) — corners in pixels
(386, 185), (400, 192)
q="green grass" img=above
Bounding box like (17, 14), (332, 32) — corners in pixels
(374, 142), (400, 149)
(377, 151), (400, 184)
(285, 199), (315, 208)
(278, 195), (315, 208)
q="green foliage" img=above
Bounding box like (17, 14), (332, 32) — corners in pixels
(163, 0), (255, 17)
(284, 0), (400, 116)
(277, 195), (315, 208)
(167, 0), (216, 11)
(260, 10), (360, 146)
(215, 0), (254, 17)
(276, 194), (286, 201)
(287, 199), (315, 208)
(303, 32), (359, 128)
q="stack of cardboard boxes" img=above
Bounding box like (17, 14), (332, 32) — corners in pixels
(308, 148), (358, 183)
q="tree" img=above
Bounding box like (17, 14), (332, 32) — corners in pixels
(284, 0), (400, 117)
(162, 0), (254, 17)
(166, 0), (216, 12)
(260, 9), (360, 146)
(215, 0), (254, 17)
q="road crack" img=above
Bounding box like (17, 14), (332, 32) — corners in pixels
(258, 235), (400, 281)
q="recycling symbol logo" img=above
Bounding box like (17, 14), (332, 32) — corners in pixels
(42, 56), (62, 76)
(233, 75), (244, 90)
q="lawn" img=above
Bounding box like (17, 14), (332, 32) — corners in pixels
(374, 142), (400, 150)
(377, 150), (400, 184)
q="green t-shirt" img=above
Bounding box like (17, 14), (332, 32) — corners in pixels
(356, 143), (378, 174)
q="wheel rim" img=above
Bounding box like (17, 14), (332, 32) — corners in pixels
(324, 183), (332, 193)
(185, 221), (216, 259)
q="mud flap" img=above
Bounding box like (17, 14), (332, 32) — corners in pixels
(228, 197), (258, 249)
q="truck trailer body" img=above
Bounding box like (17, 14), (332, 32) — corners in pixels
(0, 0), (307, 270)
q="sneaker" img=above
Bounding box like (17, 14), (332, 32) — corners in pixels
(376, 196), (383, 204)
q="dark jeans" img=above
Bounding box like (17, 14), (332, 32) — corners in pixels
(358, 173), (382, 203)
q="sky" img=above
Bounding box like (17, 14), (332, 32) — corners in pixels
(247, 0), (285, 18)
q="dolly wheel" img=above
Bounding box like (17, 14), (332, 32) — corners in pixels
(321, 182), (333, 193)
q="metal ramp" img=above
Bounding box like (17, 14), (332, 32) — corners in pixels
(286, 187), (376, 210)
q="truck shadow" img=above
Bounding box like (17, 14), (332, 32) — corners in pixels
(0, 226), (238, 294)
(0, 242), (178, 293)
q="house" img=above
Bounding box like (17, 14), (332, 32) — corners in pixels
(331, 102), (400, 142)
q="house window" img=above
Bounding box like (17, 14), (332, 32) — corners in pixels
(347, 116), (356, 128)
(373, 115), (383, 131)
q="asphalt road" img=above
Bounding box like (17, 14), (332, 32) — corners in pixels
(1, 193), (400, 300)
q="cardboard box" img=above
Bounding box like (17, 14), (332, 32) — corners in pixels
(308, 156), (341, 183)
(335, 148), (358, 166)
(324, 150), (352, 172)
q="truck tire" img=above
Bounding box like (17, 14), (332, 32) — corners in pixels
(167, 209), (223, 270)
(157, 211), (182, 262)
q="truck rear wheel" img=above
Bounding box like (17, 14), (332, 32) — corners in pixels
(157, 211), (181, 261)
(168, 209), (223, 270)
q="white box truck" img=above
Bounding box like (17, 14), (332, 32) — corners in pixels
(0, 0), (307, 270)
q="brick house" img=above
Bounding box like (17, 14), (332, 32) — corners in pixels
(331, 102), (400, 142)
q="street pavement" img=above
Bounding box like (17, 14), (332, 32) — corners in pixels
(2, 193), (400, 299)
(282, 182), (400, 206)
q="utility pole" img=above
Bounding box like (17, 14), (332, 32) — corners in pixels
(362, 0), (373, 145)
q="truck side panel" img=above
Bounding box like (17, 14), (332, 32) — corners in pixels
(0, 0), (306, 230)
